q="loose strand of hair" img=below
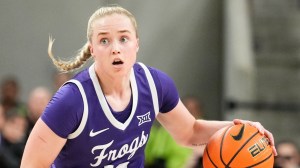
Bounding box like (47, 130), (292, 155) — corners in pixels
(48, 36), (91, 72)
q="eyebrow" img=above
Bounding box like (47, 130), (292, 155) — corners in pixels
(97, 30), (132, 36)
(97, 32), (109, 36)
(118, 30), (131, 34)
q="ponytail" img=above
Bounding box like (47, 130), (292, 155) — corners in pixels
(48, 36), (92, 72)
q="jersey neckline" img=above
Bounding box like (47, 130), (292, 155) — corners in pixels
(88, 63), (138, 130)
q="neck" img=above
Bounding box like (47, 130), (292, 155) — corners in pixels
(96, 70), (132, 112)
(94, 64), (131, 96)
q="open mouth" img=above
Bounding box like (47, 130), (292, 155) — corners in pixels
(112, 59), (124, 65)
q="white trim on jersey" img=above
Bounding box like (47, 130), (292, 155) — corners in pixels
(67, 63), (158, 137)
(138, 62), (159, 116)
(67, 79), (89, 139)
(89, 64), (139, 131)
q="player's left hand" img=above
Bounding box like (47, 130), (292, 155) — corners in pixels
(233, 119), (278, 156)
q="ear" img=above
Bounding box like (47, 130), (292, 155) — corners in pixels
(136, 38), (139, 52)
(89, 43), (94, 56)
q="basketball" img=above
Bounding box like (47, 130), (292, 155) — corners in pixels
(203, 123), (274, 168)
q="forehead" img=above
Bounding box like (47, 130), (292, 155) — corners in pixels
(92, 14), (135, 34)
(278, 143), (298, 154)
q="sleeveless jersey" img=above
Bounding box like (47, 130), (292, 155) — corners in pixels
(43, 62), (179, 168)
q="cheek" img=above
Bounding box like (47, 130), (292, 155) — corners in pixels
(127, 42), (139, 54)
(92, 46), (109, 58)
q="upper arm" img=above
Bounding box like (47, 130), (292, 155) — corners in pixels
(149, 67), (179, 113)
(157, 100), (196, 146)
(150, 67), (194, 145)
(21, 83), (84, 167)
(21, 119), (66, 168)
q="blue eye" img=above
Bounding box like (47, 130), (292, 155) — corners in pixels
(100, 38), (109, 45)
(120, 37), (128, 43)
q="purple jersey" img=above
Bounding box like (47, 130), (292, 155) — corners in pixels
(41, 62), (179, 168)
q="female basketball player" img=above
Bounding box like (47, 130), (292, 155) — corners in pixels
(21, 5), (277, 168)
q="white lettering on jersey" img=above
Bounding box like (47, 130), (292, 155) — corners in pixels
(90, 131), (148, 167)
(104, 162), (129, 168)
(137, 112), (151, 126)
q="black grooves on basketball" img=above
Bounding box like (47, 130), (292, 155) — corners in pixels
(226, 130), (260, 167)
(205, 146), (218, 168)
(246, 153), (273, 168)
(220, 126), (231, 167)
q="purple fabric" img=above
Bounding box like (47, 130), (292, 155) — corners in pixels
(40, 63), (179, 167)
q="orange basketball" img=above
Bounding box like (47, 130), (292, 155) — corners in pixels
(203, 123), (274, 168)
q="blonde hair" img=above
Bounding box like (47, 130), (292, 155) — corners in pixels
(48, 6), (138, 72)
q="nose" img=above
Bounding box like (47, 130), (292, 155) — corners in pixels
(111, 41), (121, 55)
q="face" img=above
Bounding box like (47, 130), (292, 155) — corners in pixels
(275, 143), (300, 168)
(3, 115), (27, 143)
(28, 88), (51, 121)
(89, 14), (139, 78)
(1, 81), (18, 101)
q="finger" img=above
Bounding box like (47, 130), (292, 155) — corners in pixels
(233, 119), (243, 125)
(264, 130), (274, 146)
(264, 130), (278, 156)
(233, 119), (277, 156)
(272, 146), (278, 156)
(233, 119), (263, 133)
(256, 122), (265, 135)
(246, 121), (265, 134)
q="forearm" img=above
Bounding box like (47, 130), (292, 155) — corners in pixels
(157, 101), (234, 148)
(186, 119), (233, 148)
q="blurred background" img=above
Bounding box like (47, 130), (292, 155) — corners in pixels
(0, 0), (299, 165)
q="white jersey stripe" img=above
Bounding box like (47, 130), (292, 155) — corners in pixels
(89, 64), (138, 130)
(138, 62), (159, 116)
(67, 79), (89, 139)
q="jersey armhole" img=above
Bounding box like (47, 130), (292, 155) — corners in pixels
(67, 79), (88, 139)
(137, 62), (159, 116)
